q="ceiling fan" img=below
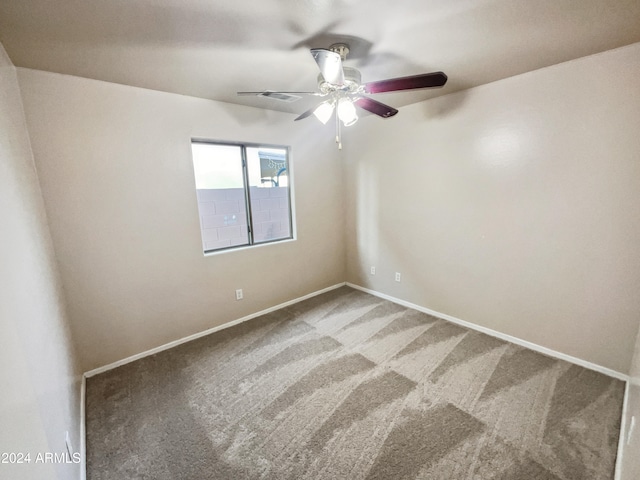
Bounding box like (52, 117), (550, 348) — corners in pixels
(238, 43), (448, 149)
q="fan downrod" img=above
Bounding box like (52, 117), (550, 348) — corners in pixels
(329, 43), (350, 61)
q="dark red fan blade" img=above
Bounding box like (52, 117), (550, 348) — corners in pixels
(294, 106), (317, 121)
(354, 97), (398, 118)
(364, 72), (447, 94)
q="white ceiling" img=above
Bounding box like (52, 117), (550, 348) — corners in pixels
(1, 0), (640, 116)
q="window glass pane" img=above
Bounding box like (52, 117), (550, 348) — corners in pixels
(191, 143), (249, 252)
(246, 147), (292, 243)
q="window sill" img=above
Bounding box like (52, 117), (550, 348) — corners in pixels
(203, 237), (296, 257)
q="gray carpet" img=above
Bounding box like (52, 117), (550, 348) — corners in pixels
(86, 286), (624, 479)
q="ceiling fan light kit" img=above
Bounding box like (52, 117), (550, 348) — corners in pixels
(238, 43), (448, 149)
(313, 101), (334, 124)
(337, 98), (358, 126)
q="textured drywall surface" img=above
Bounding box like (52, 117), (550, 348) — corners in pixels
(18, 68), (346, 371)
(0, 43), (80, 479)
(344, 42), (640, 374)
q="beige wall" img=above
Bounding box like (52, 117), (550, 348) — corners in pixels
(0, 45), (80, 479)
(17, 68), (346, 372)
(344, 42), (640, 374)
(620, 327), (640, 479)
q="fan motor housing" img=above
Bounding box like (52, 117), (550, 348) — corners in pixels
(318, 66), (362, 93)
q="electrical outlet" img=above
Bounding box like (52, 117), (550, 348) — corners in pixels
(370, 266), (376, 275)
(235, 289), (243, 300)
(629, 416), (636, 445)
(65, 431), (73, 456)
(395, 272), (401, 282)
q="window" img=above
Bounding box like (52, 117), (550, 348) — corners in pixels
(191, 140), (293, 254)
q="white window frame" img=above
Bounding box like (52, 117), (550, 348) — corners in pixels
(191, 139), (296, 255)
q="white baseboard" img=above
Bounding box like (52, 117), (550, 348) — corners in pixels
(83, 282), (346, 378)
(346, 282), (628, 381)
(615, 380), (630, 480)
